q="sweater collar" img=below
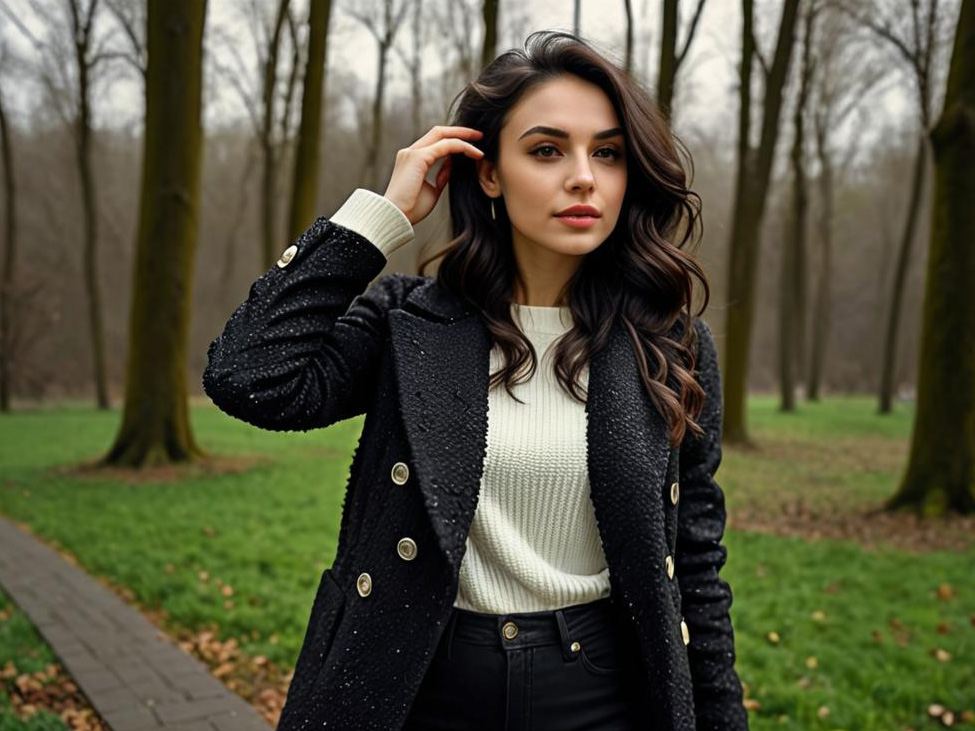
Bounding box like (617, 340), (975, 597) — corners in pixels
(510, 302), (573, 335)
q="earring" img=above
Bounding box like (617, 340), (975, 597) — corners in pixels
(491, 198), (496, 220)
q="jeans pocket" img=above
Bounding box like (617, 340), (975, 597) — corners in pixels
(577, 635), (626, 675)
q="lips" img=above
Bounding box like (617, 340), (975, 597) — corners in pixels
(555, 205), (601, 217)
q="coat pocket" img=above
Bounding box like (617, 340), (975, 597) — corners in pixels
(282, 568), (346, 716)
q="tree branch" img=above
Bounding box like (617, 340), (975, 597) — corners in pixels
(675, 0), (708, 70)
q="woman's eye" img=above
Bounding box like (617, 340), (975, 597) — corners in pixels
(530, 145), (622, 160)
(532, 145), (559, 157)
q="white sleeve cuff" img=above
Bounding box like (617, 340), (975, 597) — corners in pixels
(329, 188), (415, 258)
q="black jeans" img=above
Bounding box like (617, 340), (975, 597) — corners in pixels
(403, 595), (652, 730)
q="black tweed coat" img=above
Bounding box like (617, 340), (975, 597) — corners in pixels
(202, 216), (748, 731)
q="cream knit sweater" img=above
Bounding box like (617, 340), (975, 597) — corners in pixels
(330, 188), (611, 613)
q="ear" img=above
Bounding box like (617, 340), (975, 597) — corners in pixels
(476, 156), (501, 198)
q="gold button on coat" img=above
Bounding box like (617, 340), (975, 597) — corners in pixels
(391, 462), (410, 485)
(397, 537), (417, 560)
(665, 554), (675, 579)
(356, 572), (372, 597)
(501, 621), (519, 640)
(276, 244), (298, 268)
(670, 481), (680, 505)
(570, 641), (581, 652)
(680, 619), (690, 645)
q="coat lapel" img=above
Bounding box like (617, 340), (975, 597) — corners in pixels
(387, 278), (672, 585)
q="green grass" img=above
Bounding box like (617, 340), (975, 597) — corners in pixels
(0, 588), (69, 729)
(726, 394), (918, 514)
(0, 394), (973, 730)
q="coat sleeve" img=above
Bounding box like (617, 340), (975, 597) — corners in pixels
(201, 214), (417, 432)
(675, 316), (749, 730)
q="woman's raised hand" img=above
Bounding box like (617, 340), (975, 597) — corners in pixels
(383, 126), (485, 226)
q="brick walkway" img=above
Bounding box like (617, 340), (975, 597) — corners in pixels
(0, 514), (272, 730)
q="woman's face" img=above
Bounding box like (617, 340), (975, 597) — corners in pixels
(476, 74), (628, 265)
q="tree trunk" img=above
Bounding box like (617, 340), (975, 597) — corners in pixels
(261, 0), (291, 271)
(480, 0), (498, 72)
(808, 120), (834, 402)
(0, 82), (17, 412)
(102, 0), (208, 467)
(723, 0), (802, 444)
(362, 33), (391, 191)
(886, 0), (975, 515)
(409, 0), (424, 139)
(780, 4), (815, 411)
(657, 1), (708, 121)
(73, 16), (109, 410)
(878, 134), (928, 413)
(623, 0), (634, 76)
(658, 0), (678, 119)
(287, 0), (332, 242)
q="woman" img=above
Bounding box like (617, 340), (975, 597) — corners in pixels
(203, 30), (748, 731)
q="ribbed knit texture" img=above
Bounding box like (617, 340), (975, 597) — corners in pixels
(454, 303), (611, 613)
(328, 189), (612, 614)
(330, 187), (415, 257)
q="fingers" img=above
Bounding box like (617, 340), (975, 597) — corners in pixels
(408, 124), (483, 150)
(423, 137), (484, 164)
(387, 126), (483, 224)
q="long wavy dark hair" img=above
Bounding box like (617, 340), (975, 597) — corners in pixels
(417, 30), (710, 448)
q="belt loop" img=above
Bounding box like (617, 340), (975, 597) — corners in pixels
(444, 609), (459, 661)
(554, 609), (575, 661)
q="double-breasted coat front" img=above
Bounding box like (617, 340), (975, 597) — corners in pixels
(202, 215), (749, 731)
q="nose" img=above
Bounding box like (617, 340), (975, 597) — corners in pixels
(565, 155), (595, 192)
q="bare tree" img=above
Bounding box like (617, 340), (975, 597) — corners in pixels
(8, 0), (129, 409)
(831, 0), (953, 414)
(277, 9), (302, 168)
(103, 0), (147, 80)
(102, 0), (208, 467)
(779, 1), (818, 411)
(807, 7), (888, 400)
(0, 25), (67, 405)
(481, 0), (499, 71)
(392, 0), (427, 141)
(432, 0), (478, 96)
(207, 0), (303, 272)
(348, 0), (412, 190)
(722, 0), (803, 445)
(887, 0), (974, 515)
(287, 0), (333, 241)
(657, 0), (708, 119)
(0, 46), (19, 412)
(623, 0), (634, 74)
(260, 0), (294, 270)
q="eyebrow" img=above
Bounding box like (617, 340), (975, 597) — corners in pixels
(517, 125), (625, 141)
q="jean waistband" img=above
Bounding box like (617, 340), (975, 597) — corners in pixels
(441, 595), (620, 661)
